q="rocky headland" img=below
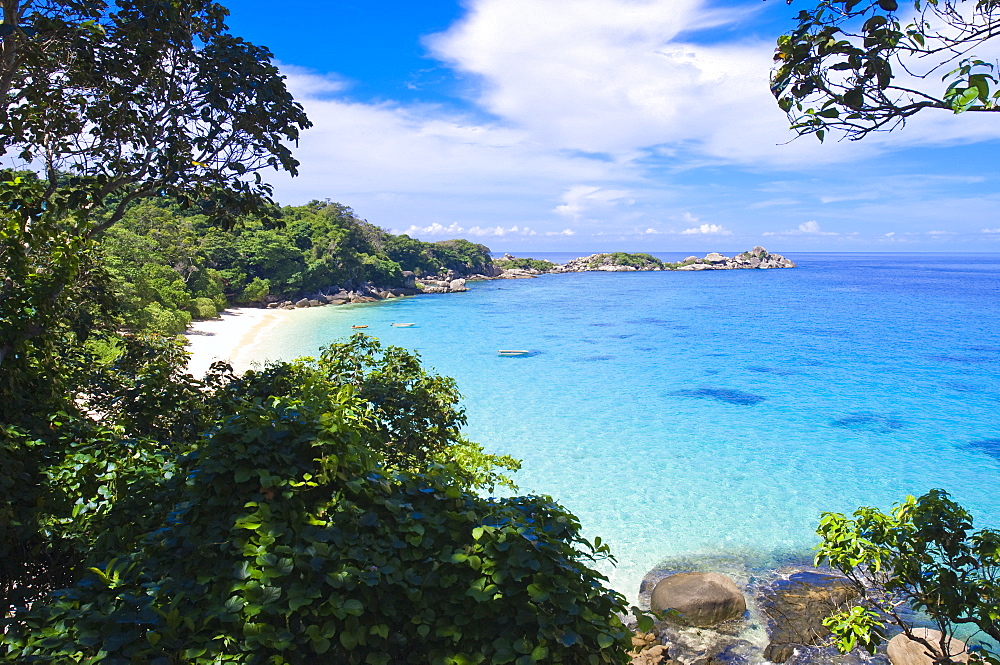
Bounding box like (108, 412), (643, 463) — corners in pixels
(497, 246), (795, 279)
(258, 247), (795, 310)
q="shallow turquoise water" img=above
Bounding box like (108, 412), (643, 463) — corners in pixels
(241, 253), (1000, 598)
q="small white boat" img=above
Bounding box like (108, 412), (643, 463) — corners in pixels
(392, 322), (416, 327)
(498, 350), (529, 356)
(351, 325), (368, 329)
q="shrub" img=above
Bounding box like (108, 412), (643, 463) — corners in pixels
(494, 258), (555, 272)
(188, 297), (219, 319)
(815, 490), (1000, 661)
(2, 336), (633, 664)
(238, 277), (271, 305)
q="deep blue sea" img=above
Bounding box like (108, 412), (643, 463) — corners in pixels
(240, 253), (1000, 599)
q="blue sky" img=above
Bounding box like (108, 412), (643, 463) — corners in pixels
(226, 0), (1000, 252)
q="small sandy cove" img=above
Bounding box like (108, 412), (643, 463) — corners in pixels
(184, 307), (287, 378)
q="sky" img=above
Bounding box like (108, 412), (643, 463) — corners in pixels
(224, 0), (1000, 252)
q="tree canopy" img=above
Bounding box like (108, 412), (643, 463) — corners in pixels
(815, 490), (1000, 662)
(0, 0), (310, 374)
(772, 0), (1000, 140)
(0, 4), (639, 662)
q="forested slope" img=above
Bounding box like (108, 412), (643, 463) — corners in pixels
(98, 197), (495, 334)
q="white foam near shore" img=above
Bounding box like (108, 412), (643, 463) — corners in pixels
(184, 307), (289, 378)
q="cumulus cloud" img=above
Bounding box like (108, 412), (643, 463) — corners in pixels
(763, 220), (838, 237)
(554, 185), (633, 220)
(251, 4), (1000, 248)
(681, 223), (731, 235)
(400, 222), (467, 237)
(467, 225), (538, 237)
(394, 223), (574, 240)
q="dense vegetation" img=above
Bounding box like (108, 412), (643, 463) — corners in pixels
(584, 253), (664, 270)
(0, 1), (634, 663)
(97, 197), (494, 335)
(494, 257), (556, 272)
(2, 335), (634, 664)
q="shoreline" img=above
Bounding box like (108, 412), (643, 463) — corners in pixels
(182, 246), (796, 377)
(184, 307), (289, 378)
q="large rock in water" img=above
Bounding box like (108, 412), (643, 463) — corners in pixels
(887, 629), (968, 665)
(650, 572), (746, 627)
(759, 571), (859, 663)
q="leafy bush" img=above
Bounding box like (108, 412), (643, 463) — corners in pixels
(494, 258), (555, 272)
(815, 490), (1000, 661)
(584, 253), (663, 270)
(2, 335), (633, 664)
(133, 302), (191, 336)
(238, 277), (271, 305)
(188, 297), (220, 319)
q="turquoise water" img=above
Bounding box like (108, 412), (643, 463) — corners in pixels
(241, 253), (1000, 599)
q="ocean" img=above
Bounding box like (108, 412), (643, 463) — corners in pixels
(240, 252), (1000, 599)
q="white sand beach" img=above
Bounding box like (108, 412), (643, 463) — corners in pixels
(184, 307), (288, 378)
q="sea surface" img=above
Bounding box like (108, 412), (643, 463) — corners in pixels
(238, 252), (1000, 599)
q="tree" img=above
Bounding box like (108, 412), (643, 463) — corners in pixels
(0, 0), (310, 369)
(772, 0), (1000, 141)
(1, 337), (633, 664)
(814, 489), (1000, 662)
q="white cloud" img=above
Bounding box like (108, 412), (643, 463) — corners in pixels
(982, 228), (1000, 233)
(749, 198), (799, 209)
(467, 225), (539, 237)
(249, 6), (1000, 250)
(681, 223), (731, 235)
(554, 185), (633, 220)
(400, 222), (467, 237)
(763, 220), (839, 237)
(820, 192), (880, 204)
(926, 230), (955, 236)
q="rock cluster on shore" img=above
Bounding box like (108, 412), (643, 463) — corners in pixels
(627, 565), (898, 665)
(262, 269), (481, 310)
(497, 246), (795, 279)
(258, 247), (794, 310)
(673, 247), (796, 271)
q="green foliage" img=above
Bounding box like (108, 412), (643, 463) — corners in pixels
(0, 0), (308, 384)
(772, 0), (1000, 141)
(189, 297), (220, 319)
(815, 490), (1000, 660)
(495, 257), (556, 272)
(91, 200), (496, 333)
(1, 337), (632, 664)
(585, 253), (664, 270)
(238, 277), (271, 305)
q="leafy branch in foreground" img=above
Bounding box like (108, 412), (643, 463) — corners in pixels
(772, 0), (1000, 141)
(815, 489), (1000, 662)
(2, 335), (632, 664)
(0, 0), (311, 368)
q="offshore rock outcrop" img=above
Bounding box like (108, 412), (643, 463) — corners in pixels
(497, 247), (795, 279)
(675, 246), (796, 271)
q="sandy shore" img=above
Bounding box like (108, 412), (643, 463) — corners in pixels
(184, 307), (288, 378)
